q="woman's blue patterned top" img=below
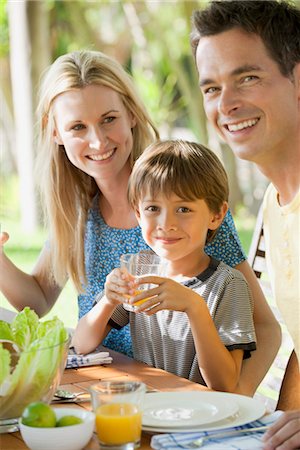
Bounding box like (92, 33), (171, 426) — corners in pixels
(78, 199), (246, 357)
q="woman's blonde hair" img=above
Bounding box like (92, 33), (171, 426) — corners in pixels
(36, 50), (159, 291)
(128, 140), (228, 242)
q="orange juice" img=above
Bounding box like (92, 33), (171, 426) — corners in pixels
(96, 403), (142, 445)
(124, 290), (152, 307)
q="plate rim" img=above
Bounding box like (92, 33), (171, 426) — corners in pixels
(142, 391), (265, 433)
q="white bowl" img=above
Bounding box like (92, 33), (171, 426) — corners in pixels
(19, 408), (95, 450)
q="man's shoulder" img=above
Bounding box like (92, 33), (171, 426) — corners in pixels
(263, 183), (277, 205)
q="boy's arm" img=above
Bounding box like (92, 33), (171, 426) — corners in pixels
(187, 268), (257, 392)
(186, 293), (244, 392)
(72, 296), (116, 355)
(73, 267), (131, 354)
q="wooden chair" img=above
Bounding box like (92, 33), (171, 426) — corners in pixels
(248, 205), (293, 411)
(248, 205), (272, 299)
(248, 205), (266, 278)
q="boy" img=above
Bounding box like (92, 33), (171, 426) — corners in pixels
(73, 140), (256, 392)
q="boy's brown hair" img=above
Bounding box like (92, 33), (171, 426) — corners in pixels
(128, 140), (228, 242)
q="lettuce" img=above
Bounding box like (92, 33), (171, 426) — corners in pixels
(0, 307), (69, 420)
(0, 346), (10, 387)
(10, 307), (39, 350)
(0, 321), (14, 342)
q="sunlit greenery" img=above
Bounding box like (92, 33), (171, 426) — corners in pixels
(0, 0), (9, 57)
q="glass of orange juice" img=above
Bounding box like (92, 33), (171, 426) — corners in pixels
(120, 252), (167, 312)
(89, 381), (146, 450)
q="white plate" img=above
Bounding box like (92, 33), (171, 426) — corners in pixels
(142, 391), (239, 428)
(142, 392), (265, 433)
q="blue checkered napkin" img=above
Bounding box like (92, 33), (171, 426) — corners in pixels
(150, 411), (282, 450)
(66, 347), (113, 368)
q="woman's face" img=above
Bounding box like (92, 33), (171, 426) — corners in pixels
(52, 84), (136, 184)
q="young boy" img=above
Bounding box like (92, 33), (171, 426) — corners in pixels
(73, 140), (256, 392)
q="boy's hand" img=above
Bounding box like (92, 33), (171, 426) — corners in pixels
(104, 268), (134, 306)
(130, 275), (201, 314)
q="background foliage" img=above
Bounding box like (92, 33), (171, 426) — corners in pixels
(0, 0), (274, 326)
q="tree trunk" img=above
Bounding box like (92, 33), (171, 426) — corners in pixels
(28, 0), (51, 113)
(7, 0), (37, 232)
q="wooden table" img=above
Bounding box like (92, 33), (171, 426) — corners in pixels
(1, 347), (208, 450)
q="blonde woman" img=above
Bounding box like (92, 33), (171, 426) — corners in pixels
(0, 51), (279, 394)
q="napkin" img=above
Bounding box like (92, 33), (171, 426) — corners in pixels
(66, 346), (113, 368)
(150, 411), (282, 450)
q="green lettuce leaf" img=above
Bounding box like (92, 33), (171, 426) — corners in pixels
(0, 345), (11, 387)
(0, 321), (14, 341)
(0, 308), (69, 419)
(10, 307), (39, 350)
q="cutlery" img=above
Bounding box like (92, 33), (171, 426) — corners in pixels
(52, 389), (90, 403)
(52, 386), (157, 403)
(54, 389), (85, 399)
(171, 425), (268, 448)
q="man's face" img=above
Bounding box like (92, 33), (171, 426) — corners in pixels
(196, 28), (300, 165)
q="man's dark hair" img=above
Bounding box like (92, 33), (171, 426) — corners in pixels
(191, 0), (300, 78)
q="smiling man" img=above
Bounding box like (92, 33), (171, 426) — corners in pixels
(191, 1), (300, 449)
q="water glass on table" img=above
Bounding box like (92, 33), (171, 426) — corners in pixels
(89, 381), (146, 450)
(120, 252), (167, 312)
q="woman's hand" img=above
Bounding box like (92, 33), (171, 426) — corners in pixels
(262, 410), (300, 450)
(0, 230), (9, 254)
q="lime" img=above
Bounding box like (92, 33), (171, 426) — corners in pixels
(56, 415), (83, 427)
(21, 402), (56, 428)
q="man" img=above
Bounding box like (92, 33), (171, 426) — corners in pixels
(191, 1), (300, 449)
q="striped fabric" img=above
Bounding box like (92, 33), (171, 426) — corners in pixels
(150, 411), (283, 450)
(110, 258), (256, 385)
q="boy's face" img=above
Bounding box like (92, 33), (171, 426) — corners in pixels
(136, 192), (225, 264)
(195, 28), (300, 165)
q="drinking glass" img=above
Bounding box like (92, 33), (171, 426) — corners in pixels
(89, 381), (146, 450)
(120, 252), (167, 312)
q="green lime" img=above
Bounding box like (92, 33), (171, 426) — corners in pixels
(21, 402), (56, 428)
(56, 415), (83, 427)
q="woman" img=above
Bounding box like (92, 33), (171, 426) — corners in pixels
(0, 50), (280, 394)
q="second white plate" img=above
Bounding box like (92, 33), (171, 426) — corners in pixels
(142, 392), (265, 433)
(143, 391), (239, 428)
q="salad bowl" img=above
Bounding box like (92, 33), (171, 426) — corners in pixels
(0, 307), (69, 433)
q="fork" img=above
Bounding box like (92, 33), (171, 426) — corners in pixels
(171, 425), (268, 448)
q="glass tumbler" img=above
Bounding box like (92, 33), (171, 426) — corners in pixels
(120, 252), (167, 312)
(89, 381), (146, 450)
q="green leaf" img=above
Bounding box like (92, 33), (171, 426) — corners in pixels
(10, 307), (39, 350)
(0, 345), (11, 387)
(0, 308), (68, 419)
(0, 321), (13, 341)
